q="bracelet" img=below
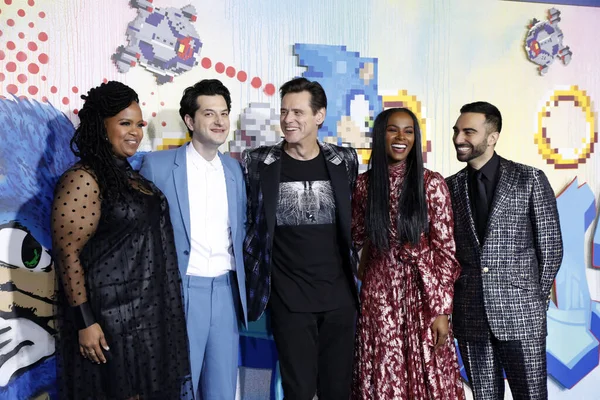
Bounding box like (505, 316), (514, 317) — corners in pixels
(71, 302), (96, 330)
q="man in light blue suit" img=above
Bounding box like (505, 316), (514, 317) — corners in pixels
(140, 79), (247, 400)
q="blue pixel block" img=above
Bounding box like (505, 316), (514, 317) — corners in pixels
(547, 179), (599, 388)
(294, 44), (381, 147)
(593, 214), (600, 268)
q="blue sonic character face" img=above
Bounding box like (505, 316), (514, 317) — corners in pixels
(0, 97), (76, 399)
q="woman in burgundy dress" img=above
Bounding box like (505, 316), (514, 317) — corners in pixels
(352, 108), (465, 399)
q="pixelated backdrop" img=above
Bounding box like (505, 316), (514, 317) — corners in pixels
(0, 0), (599, 399)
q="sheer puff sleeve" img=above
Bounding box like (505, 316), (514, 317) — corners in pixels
(51, 168), (101, 307)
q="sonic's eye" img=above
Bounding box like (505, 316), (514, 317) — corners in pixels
(0, 225), (52, 272)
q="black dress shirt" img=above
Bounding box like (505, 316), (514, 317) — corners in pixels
(468, 152), (500, 241)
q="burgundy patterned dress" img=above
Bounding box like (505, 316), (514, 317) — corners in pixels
(351, 162), (465, 399)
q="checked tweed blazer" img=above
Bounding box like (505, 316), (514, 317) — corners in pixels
(445, 156), (563, 342)
(241, 141), (359, 321)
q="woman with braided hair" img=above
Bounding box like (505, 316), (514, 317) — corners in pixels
(51, 81), (194, 399)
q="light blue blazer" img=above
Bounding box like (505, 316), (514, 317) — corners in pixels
(140, 145), (248, 327)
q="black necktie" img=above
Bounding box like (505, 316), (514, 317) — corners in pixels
(474, 171), (488, 243)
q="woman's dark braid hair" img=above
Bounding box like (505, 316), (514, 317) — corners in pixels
(70, 81), (139, 202)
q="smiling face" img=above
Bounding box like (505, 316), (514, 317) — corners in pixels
(104, 102), (144, 159)
(385, 110), (415, 165)
(452, 112), (498, 165)
(185, 95), (230, 152)
(280, 91), (325, 147)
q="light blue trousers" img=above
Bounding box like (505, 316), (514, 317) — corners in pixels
(185, 272), (240, 400)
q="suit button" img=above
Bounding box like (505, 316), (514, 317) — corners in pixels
(483, 267), (489, 273)
(183, 250), (190, 256)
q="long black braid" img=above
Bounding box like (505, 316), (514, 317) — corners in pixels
(70, 81), (139, 202)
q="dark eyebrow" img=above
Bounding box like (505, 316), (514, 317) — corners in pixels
(120, 118), (144, 125)
(453, 126), (477, 132)
(201, 108), (228, 113)
(386, 124), (413, 129)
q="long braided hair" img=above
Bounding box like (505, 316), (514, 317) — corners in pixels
(366, 108), (429, 251)
(70, 81), (139, 202)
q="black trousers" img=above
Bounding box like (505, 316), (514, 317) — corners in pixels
(270, 295), (356, 400)
(458, 333), (547, 400)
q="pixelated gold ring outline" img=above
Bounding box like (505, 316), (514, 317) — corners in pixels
(534, 86), (597, 168)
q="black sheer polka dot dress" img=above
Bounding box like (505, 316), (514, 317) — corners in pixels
(51, 160), (194, 400)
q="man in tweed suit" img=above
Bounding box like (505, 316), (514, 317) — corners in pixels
(242, 77), (358, 400)
(446, 101), (562, 399)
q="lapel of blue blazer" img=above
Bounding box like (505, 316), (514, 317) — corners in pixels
(219, 152), (238, 243)
(173, 145), (191, 243)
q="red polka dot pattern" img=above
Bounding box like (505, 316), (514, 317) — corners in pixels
(7, 84), (18, 94)
(192, 57), (274, 95)
(226, 66), (235, 78)
(0, 3), (62, 103)
(264, 83), (275, 96)
(251, 77), (262, 89)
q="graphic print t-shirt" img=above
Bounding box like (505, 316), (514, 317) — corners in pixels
(271, 150), (353, 312)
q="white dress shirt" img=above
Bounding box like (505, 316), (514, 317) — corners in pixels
(186, 143), (235, 277)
